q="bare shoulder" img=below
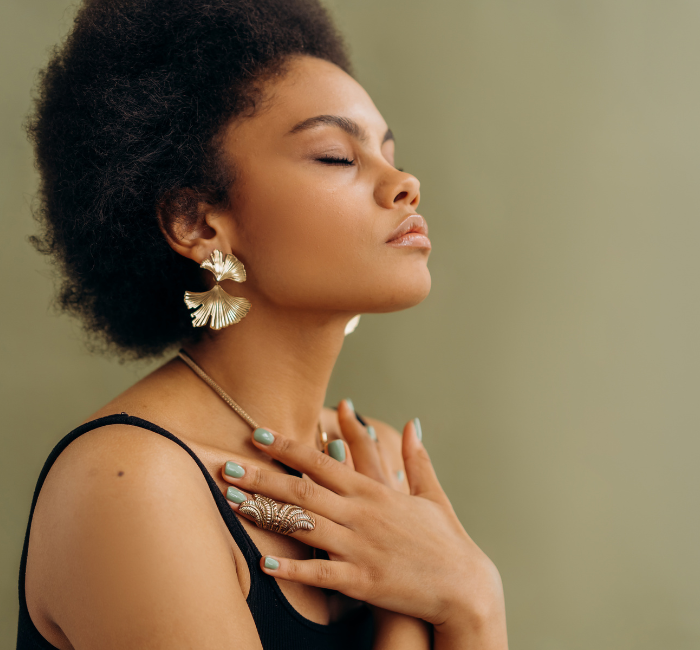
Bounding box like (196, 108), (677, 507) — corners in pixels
(48, 421), (203, 478)
(27, 424), (262, 650)
(36, 423), (218, 525)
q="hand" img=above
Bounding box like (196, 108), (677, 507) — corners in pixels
(221, 415), (506, 640)
(329, 402), (433, 649)
(327, 400), (406, 492)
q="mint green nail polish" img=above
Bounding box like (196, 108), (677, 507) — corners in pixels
(224, 461), (245, 478)
(367, 425), (378, 442)
(397, 469), (405, 481)
(226, 486), (246, 504)
(345, 398), (355, 412)
(413, 418), (422, 442)
(328, 439), (346, 462)
(264, 556), (280, 570)
(254, 428), (275, 445)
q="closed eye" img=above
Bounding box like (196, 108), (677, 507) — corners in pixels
(317, 156), (355, 165)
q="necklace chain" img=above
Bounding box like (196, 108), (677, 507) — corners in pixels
(177, 349), (327, 449)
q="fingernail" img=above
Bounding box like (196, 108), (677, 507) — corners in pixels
(413, 418), (422, 442)
(327, 439), (346, 462)
(224, 461), (245, 478)
(264, 556), (280, 570)
(226, 486), (247, 504)
(345, 398), (355, 412)
(254, 428), (275, 445)
(367, 425), (378, 442)
(397, 469), (405, 481)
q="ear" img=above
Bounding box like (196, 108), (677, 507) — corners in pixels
(156, 188), (239, 264)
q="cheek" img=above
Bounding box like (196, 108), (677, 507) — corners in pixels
(237, 166), (379, 306)
(234, 161), (431, 311)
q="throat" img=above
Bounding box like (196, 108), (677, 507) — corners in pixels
(179, 304), (349, 446)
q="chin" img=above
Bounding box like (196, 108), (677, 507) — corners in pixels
(366, 267), (432, 314)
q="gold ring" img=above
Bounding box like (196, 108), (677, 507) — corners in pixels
(239, 493), (316, 534)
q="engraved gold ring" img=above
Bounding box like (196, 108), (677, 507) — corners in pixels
(239, 494), (316, 535)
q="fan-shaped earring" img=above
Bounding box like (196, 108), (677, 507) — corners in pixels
(184, 250), (252, 330)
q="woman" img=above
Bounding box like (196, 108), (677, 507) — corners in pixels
(18, 0), (508, 648)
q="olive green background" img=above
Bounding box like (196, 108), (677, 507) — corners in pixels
(2, 0), (699, 647)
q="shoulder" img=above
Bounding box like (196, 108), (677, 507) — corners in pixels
(43, 423), (212, 510)
(27, 423), (261, 648)
(32, 423), (224, 583)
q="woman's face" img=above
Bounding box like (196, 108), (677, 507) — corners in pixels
(216, 54), (430, 316)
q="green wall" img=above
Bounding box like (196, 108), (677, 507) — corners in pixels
(2, 1), (699, 647)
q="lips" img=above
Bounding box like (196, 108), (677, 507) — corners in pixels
(385, 214), (430, 247)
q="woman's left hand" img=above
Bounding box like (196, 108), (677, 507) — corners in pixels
(220, 409), (507, 645)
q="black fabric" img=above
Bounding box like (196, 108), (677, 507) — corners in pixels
(17, 414), (374, 649)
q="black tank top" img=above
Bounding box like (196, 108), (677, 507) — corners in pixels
(16, 413), (374, 649)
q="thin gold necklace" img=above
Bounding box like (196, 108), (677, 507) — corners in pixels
(177, 349), (328, 451)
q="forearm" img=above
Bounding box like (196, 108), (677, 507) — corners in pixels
(371, 607), (432, 650)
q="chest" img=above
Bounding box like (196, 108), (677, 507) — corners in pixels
(199, 450), (364, 627)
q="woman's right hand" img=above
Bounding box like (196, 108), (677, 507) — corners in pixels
(221, 414), (508, 648)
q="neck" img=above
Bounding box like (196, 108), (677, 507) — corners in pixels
(182, 303), (349, 448)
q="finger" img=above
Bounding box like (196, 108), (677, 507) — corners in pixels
(345, 443), (355, 471)
(250, 427), (373, 497)
(336, 399), (385, 482)
(324, 437), (355, 471)
(375, 436), (397, 487)
(223, 482), (353, 554)
(221, 460), (348, 521)
(401, 418), (447, 502)
(259, 555), (365, 599)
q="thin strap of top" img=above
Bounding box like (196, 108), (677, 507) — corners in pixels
(17, 413), (374, 650)
(18, 414), (260, 581)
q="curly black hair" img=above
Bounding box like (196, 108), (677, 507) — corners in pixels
(27, 0), (351, 359)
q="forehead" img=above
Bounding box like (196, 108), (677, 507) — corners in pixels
(230, 55), (389, 143)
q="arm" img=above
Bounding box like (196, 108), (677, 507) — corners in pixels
(371, 607), (433, 649)
(34, 425), (263, 649)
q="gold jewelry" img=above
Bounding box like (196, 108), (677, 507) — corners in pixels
(177, 349), (328, 450)
(177, 350), (320, 536)
(239, 494), (316, 534)
(178, 349), (320, 535)
(184, 250), (252, 330)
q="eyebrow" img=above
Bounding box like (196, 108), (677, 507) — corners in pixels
(286, 114), (394, 144)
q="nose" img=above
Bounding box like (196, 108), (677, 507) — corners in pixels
(375, 169), (421, 210)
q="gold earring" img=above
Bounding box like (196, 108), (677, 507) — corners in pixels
(184, 250), (252, 330)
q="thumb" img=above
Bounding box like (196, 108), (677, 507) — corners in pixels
(402, 418), (445, 502)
